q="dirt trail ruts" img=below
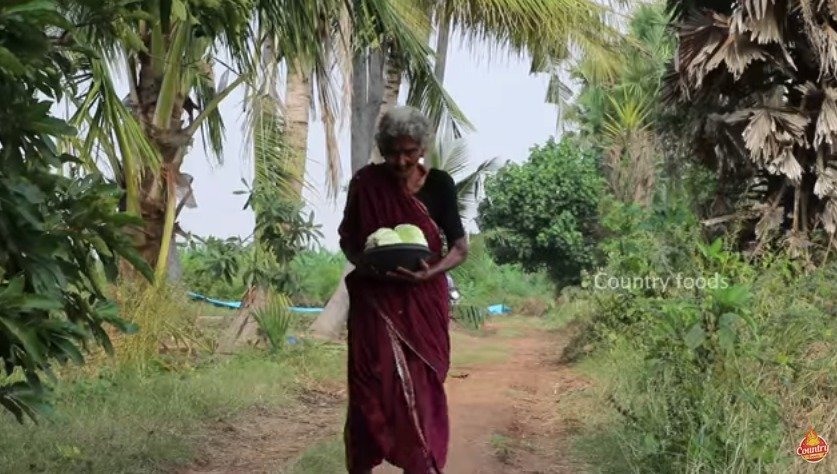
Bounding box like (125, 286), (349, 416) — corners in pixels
(178, 319), (591, 474)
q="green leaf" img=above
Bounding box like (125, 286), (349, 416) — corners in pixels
(5, 0), (55, 14)
(53, 337), (85, 365)
(20, 295), (62, 311)
(719, 312), (739, 328)
(171, 0), (187, 21)
(0, 317), (45, 365)
(718, 325), (736, 354)
(0, 276), (26, 300)
(684, 323), (706, 350)
(714, 285), (750, 309)
(30, 116), (76, 136)
(0, 47), (25, 75)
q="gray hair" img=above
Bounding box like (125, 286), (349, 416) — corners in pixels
(375, 106), (432, 152)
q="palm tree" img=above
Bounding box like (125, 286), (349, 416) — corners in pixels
(62, 0), (345, 280)
(665, 0), (837, 249)
(63, 0), (470, 284)
(562, 4), (674, 207)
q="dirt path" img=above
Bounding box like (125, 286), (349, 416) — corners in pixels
(179, 318), (591, 474)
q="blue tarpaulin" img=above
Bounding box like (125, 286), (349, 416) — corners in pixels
(189, 291), (511, 316)
(487, 304), (512, 315)
(187, 292), (323, 314)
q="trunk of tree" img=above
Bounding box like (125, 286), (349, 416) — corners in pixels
(308, 264), (353, 339)
(285, 64), (313, 198)
(133, 49), (190, 281)
(216, 286), (269, 353)
(309, 47), (388, 339)
(434, 6), (452, 84)
(350, 48), (387, 172)
(167, 240), (182, 281)
(370, 51), (403, 164)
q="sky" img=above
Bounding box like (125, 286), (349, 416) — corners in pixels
(179, 36), (561, 251)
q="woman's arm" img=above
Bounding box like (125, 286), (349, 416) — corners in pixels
(391, 171), (469, 282)
(432, 236), (469, 274)
(338, 177), (363, 266)
(390, 236), (468, 283)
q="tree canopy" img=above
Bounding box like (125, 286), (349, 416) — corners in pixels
(0, 0), (150, 422)
(477, 137), (603, 286)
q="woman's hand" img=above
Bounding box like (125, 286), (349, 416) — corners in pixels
(387, 260), (438, 283)
(355, 256), (385, 278)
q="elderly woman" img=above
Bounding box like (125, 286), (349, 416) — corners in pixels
(339, 106), (469, 473)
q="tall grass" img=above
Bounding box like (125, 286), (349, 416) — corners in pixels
(560, 201), (836, 473)
(0, 343), (346, 473)
(110, 279), (208, 371)
(452, 235), (555, 312)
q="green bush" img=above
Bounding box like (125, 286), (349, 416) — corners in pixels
(251, 294), (293, 353)
(287, 250), (345, 306)
(0, 2), (151, 422)
(180, 237), (247, 300)
(451, 234), (555, 312)
(562, 199), (836, 472)
(477, 137), (604, 287)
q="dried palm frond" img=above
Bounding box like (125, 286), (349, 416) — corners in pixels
(753, 201), (786, 240)
(814, 87), (837, 146)
(731, 0), (783, 44)
(799, 0), (837, 78)
(822, 199), (837, 234)
(665, 0), (837, 242)
(742, 107), (808, 183)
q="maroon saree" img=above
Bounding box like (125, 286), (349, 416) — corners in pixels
(340, 164), (450, 473)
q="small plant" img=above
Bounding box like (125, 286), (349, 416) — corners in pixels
(113, 280), (206, 372)
(489, 433), (514, 464)
(251, 294), (293, 353)
(454, 305), (487, 331)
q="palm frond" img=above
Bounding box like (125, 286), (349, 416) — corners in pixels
(454, 156), (500, 214)
(246, 91), (297, 206)
(358, 0), (473, 136)
(67, 57), (161, 200)
(427, 136), (469, 175)
(191, 57), (226, 164)
(427, 136), (499, 213)
(316, 71), (343, 198)
(444, 0), (618, 63)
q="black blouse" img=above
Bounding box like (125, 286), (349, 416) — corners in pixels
(415, 169), (466, 245)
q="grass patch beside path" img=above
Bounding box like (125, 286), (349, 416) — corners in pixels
(0, 342), (346, 474)
(283, 437), (346, 473)
(450, 331), (511, 368)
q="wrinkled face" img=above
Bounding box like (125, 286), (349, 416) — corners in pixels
(382, 136), (424, 178)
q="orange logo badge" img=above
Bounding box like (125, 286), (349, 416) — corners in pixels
(796, 427), (829, 464)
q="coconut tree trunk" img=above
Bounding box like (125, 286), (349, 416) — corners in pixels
(285, 63), (313, 197)
(379, 52), (402, 118)
(434, 5), (452, 85)
(217, 285), (269, 353)
(309, 47), (387, 339)
(131, 25), (192, 279)
(370, 50), (403, 164)
(350, 48), (387, 171)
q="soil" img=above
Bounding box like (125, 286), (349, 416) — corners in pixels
(177, 318), (592, 474)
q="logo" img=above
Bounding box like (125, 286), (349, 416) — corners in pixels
(796, 427), (829, 464)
